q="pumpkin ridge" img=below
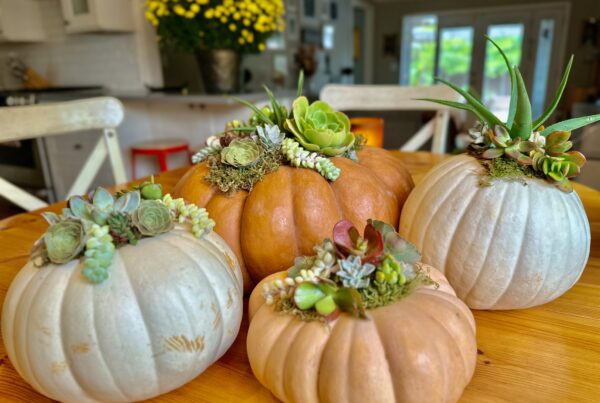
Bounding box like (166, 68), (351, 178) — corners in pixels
(416, 162), (473, 252)
(251, 304), (294, 380)
(409, 292), (474, 383)
(463, 184), (512, 302)
(405, 157), (473, 231)
(88, 271), (134, 401)
(117, 251), (162, 391)
(357, 150), (409, 205)
(525, 189), (568, 307)
(21, 263), (60, 398)
(288, 168), (301, 259)
(402, 296), (457, 401)
(266, 316), (305, 401)
(369, 313), (398, 403)
(492, 184), (532, 308)
(438, 180), (481, 277)
(164, 237), (227, 360)
(3, 264), (39, 387)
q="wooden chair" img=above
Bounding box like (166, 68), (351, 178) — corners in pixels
(320, 84), (461, 153)
(0, 97), (127, 211)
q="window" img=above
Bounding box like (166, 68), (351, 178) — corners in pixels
(400, 15), (438, 86)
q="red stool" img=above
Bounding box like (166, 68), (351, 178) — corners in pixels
(131, 139), (191, 179)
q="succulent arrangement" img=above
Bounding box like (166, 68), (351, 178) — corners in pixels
(423, 37), (600, 192)
(191, 73), (364, 194)
(261, 219), (435, 323)
(31, 179), (215, 284)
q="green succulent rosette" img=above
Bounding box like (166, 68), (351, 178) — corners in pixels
(285, 96), (355, 157)
(44, 218), (86, 264)
(132, 200), (174, 236)
(221, 138), (261, 167)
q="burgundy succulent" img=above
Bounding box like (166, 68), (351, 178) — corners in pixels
(332, 220), (384, 264)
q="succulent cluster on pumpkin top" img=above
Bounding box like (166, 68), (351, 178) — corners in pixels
(191, 73), (365, 194)
(262, 219), (435, 323)
(423, 36), (600, 193)
(31, 178), (215, 284)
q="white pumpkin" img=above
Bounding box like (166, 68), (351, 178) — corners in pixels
(399, 154), (590, 310)
(1, 225), (244, 403)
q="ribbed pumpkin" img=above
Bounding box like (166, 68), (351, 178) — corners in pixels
(399, 154), (590, 310)
(174, 146), (414, 292)
(247, 265), (477, 403)
(1, 227), (243, 403)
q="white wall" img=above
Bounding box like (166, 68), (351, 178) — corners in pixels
(0, 0), (162, 91)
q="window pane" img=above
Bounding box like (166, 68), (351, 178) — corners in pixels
(400, 15), (438, 86)
(531, 19), (555, 118)
(437, 26), (474, 89)
(482, 24), (524, 121)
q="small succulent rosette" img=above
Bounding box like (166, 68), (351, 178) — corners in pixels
(3, 179), (245, 402)
(423, 36), (600, 192)
(31, 178), (216, 283)
(191, 73), (364, 194)
(247, 220), (477, 402)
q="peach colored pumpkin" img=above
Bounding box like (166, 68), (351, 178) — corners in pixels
(174, 147), (414, 292)
(247, 265), (477, 403)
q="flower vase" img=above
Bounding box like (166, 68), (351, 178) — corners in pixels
(196, 49), (241, 94)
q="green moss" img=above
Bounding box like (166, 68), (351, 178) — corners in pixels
(205, 148), (282, 194)
(276, 298), (328, 325)
(478, 155), (541, 187)
(360, 271), (436, 309)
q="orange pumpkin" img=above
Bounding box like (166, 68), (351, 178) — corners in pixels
(247, 265), (477, 403)
(174, 147), (414, 292)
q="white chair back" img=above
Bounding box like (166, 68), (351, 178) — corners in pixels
(0, 97), (127, 211)
(320, 84), (461, 153)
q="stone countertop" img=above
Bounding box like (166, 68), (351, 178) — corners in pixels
(111, 90), (296, 105)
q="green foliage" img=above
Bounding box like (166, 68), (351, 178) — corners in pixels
(221, 138), (261, 167)
(361, 269), (436, 310)
(44, 219), (86, 265)
(285, 96), (355, 157)
(281, 138), (341, 181)
(131, 200), (174, 236)
(205, 148), (282, 194)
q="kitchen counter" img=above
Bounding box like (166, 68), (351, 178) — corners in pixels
(111, 90), (296, 106)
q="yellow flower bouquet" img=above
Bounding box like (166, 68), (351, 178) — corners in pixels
(145, 0), (285, 53)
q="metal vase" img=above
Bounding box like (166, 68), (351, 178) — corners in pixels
(196, 49), (241, 94)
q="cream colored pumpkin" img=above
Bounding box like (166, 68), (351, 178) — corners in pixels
(1, 226), (243, 403)
(399, 154), (591, 310)
(247, 265), (477, 403)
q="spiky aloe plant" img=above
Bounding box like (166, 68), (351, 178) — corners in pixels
(421, 36), (600, 192)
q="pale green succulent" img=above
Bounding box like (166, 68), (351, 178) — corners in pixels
(337, 255), (376, 289)
(67, 188), (141, 226)
(44, 218), (86, 264)
(220, 138), (261, 167)
(131, 200), (174, 236)
(285, 96), (355, 157)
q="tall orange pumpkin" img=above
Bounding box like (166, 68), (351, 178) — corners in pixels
(174, 146), (413, 291)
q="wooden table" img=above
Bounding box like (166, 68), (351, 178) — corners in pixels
(0, 151), (599, 402)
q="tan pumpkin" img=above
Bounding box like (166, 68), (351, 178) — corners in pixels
(174, 146), (414, 292)
(399, 154), (591, 309)
(247, 265), (477, 403)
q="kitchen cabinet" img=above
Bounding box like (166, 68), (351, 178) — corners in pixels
(61, 0), (134, 33)
(0, 0), (44, 42)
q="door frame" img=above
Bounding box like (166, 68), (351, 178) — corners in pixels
(401, 2), (570, 106)
(352, 0), (375, 84)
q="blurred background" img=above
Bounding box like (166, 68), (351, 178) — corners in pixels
(0, 0), (599, 218)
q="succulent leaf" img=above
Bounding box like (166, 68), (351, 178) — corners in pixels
(533, 55), (574, 129)
(131, 200), (174, 236)
(44, 219), (86, 264)
(294, 282), (327, 310)
(511, 67), (533, 140)
(482, 148), (504, 159)
(435, 76), (505, 129)
(485, 35), (518, 128)
(540, 114), (600, 136)
(221, 138), (261, 167)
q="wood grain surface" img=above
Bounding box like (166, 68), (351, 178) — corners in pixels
(0, 151), (598, 403)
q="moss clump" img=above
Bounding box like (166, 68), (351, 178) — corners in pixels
(360, 270), (436, 309)
(277, 298), (328, 325)
(205, 148), (283, 194)
(478, 156), (541, 187)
